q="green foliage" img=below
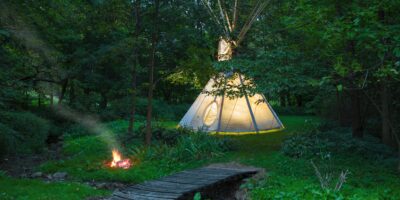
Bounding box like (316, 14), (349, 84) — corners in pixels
(159, 132), (231, 162)
(0, 111), (50, 155)
(0, 123), (18, 158)
(136, 124), (186, 145)
(64, 124), (92, 139)
(274, 106), (309, 115)
(0, 170), (7, 178)
(40, 120), (231, 183)
(130, 128), (233, 163)
(108, 97), (190, 120)
(193, 192), (202, 200)
(281, 125), (396, 160)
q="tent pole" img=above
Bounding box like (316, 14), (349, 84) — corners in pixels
(239, 74), (259, 133)
(262, 94), (284, 129)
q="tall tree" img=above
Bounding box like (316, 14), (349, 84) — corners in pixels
(128, 0), (142, 135)
(145, 0), (160, 146)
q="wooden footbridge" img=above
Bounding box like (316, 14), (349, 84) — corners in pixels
(111, 165), (260, 200)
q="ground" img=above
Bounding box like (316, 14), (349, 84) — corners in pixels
(0, 115), (399, 200)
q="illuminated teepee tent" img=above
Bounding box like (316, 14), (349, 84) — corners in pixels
(179, 0), (283, 133)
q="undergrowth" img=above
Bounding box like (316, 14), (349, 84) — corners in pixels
(40, 123), (232, 183)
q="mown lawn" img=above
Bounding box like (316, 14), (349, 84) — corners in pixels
(1, 115), (399, 199)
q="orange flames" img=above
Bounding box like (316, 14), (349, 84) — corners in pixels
(110, 149), (132, 169)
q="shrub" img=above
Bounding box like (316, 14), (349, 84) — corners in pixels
(107, 97), (189, 120)
(171, 132), (232, 161)
(0, 123), (19, 158)
(137, 123), (188, 145)
(274, 106), (309, 115)
(0, 170), (7, 177)
(282, 126), (396, 160)
(64, 124), (92, 139)
(0, 111), (50, 154)
(130, 130), (233, 163)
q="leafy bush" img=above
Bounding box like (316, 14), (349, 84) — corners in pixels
(136, 123), (188, 144)
(0, 123), (18, 158)
(282, 126), (396, 160)
(274, 106), (309, 115)
(130, 130), (233, 163)
(64, 124), (92, 139)
(0, 170), (7, 178)
(0, 111), (50, 154)
(107, 97), (189, 120)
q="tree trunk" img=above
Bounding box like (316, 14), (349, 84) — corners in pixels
(100, 93), (108, 109)
(381, 84), (396, 147)
(69, 81), (76, 107)
(280, 93), (286, 107)
(145, 0), (160, 146)
(398, 150), (400, 172)
(296, 95), (302, 107)
(336, 89), (341, 123)
(128, 0), (141, 135)
(83, 88), (91, 110)
(38, 91), (42, 107)
(336, 88), (346, 126)
(50, 84), (54, 106)
(58, 79), (69, 105)
(286, 93), (292, 106)
(350, 89), (363, 138)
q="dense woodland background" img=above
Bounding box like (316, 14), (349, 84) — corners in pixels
(1, 0), (400, 169)
(1, 0), (400, 199)
(1, 0), (399, 155)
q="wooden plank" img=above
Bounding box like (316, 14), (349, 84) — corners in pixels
(160, 176), (221, 185)
(129, 184), (192, 194)
(113, 191), (175, 200)
(111, 165), (260, 200)
(162, 172), (230, 181)
(135, 181), (199, 193)
(159, 171), (245, 184)
(110, 195), (130, 200)
(118, 189), (181, 199)
(126, 186), (184, 196)
(205, 166), (259, 173)
(179, 169), (238, 177)
(188, 167), (251, 174)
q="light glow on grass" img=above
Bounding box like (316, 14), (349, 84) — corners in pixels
(210, 128), (285, 135)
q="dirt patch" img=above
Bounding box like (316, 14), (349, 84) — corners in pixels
(0, 142), (63, 177)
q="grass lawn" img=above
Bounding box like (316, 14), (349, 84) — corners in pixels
(222, 116), (400, 199)
(1, 115), (399, 199)
(0, 177), (109, 200)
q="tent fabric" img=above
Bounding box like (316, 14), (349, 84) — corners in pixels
(179, 74), (284, 133)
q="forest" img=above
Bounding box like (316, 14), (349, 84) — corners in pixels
(0, 0), (399, 199)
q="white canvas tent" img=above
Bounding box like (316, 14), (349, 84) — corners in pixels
(179, 73), (283, 133)
(179, 0), (283, 133)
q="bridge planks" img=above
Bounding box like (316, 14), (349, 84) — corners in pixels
(110, 166), (259, 200)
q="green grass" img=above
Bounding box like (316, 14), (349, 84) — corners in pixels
(0, 177), (109, 200)
(39, 120), (208, 183)
(2, 115), (399, 199)
(219, 116), (400, 199)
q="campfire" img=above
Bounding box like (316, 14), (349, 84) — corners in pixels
(109, 149), (132, 169)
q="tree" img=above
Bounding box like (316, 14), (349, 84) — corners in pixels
(128, 0), (142, 136)
(145, 0), (160, 146)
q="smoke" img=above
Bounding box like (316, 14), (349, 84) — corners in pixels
(1, 2), (119, 149)
(54, 105), (119, 150)
(0, 1), (59, 64)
